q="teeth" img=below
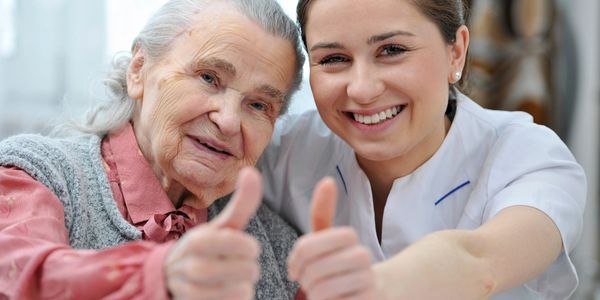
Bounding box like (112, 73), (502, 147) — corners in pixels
(372, 114), (380, 123)
(385, 109), (392, 118)
(353, 105), (404, 125)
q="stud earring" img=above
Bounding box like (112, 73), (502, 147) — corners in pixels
(454, 71), (462, 82)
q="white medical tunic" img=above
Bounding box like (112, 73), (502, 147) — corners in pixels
(258, 92), (586, 300)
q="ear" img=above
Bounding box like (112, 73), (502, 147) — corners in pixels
(448, 25), (470, 83)
(127, 43), (146, 101)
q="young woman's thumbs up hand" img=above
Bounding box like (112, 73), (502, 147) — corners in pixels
(288, 177), (375, 300)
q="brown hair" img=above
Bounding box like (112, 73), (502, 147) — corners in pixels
(296, 0), (471, 90)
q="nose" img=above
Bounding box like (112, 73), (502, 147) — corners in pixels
(208, 90), (242, 137)
(346, 64), (385, 105)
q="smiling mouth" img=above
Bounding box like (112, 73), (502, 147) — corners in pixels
(191, 137), (233, 156)
(202, 143), (231, 155)
(349, 104), (407, 125)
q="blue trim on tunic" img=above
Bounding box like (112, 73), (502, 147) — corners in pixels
(435, 180), (471, 206)
(336, 165), (348, 195)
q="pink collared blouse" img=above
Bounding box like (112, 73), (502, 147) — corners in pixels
(0, 124), (207, 299)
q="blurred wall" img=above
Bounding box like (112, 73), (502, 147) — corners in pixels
(0, 0), (106, 137)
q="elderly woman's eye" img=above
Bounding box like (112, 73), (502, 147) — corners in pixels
(249, 102), (269, 112)
(200, 72), (218, 85)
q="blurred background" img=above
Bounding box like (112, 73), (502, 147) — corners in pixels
(0, 0), (597, 298)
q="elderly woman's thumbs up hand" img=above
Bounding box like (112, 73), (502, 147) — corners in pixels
(165, 167), (262, 300)
(288, 178), (375, 300)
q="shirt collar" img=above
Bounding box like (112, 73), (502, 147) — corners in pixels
(105, 124), (181, 224)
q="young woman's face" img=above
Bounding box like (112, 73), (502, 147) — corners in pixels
(306, 0), (464, 174)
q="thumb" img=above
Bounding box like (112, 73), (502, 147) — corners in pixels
(311, 177), (338, 232)
(210, 167), (262, 230)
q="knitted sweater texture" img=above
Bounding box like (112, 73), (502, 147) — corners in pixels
(0, 133), (298, 299)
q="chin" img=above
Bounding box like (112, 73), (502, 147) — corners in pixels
(355, 145), (405, 162)
(186, 173), (227, 190)
(359, 152), (397, 162)
(173, 166), (219, 187)
(184, 176), (234, 204)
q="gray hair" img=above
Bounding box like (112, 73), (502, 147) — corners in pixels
(74, 0), (304, 136)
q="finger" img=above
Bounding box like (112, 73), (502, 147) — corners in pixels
(288, 227), (358, 280)
(167, 280), (255, 300)
(171, 257), (260, 285)
(211, 167), (262, 230)
(311, 177), (337, 232)
(219, 283), (255, 300)
(301, 246), (371, 290)
(306, 269), (375, 300)
(184, 228), (261, 258)
(334, 289), (376, 300)
(167, 279), (222, 300)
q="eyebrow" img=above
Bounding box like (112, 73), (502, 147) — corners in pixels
(256, 84), (286, 102)
(367, 30), (415, 44)
(310, 42), (345, 52)
(191, 57), (237, 77)
(310, 30), (415, 52)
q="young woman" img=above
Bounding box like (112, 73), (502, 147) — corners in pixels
(259, 0), (585, 299)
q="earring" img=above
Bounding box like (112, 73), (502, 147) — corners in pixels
(454, 71), (462, 82)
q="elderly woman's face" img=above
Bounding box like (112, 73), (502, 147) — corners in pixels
(128, 7), (296, 207)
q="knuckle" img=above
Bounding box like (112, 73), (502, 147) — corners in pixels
(310, 281), (330, 300)
(237, 282), (255, 298)
(292, 242), (308, 259)
(187, 226), (215, 242)
(239, 235), (261, 258)
(248, 263), (261, 282)
(168, 281), (196, 300)
(185, 259), (217, 280)
(302, 263), (319, 283)
(295, 234), (318, 254)
(300, 277), (315, 292)
(339, 227), (359, 243)
(249, 238), (262, 256)
(353, 247), (372, 266)
(236, 260), (260, 282)
(222, 283), (255, 300)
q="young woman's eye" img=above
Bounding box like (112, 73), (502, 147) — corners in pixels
(318, 55), (349, 65)
(380, 45), (407, 57)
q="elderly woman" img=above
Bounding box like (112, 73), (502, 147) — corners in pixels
(0, 0), (304, 299)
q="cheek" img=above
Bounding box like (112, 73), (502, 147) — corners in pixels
(309, 72), (340, 109)
(242, 121), (274, 164)
(152, 77), (193, 123)
(397, 57), (449, 105)
(420, 51), (452, 85)
(150, 80), (198, 165)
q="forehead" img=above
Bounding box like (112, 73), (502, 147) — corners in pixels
(306, 0), (429, 36)
(165, 7), (296, 94)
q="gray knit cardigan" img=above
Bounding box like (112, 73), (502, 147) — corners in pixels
(0, 133), (299, 299)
